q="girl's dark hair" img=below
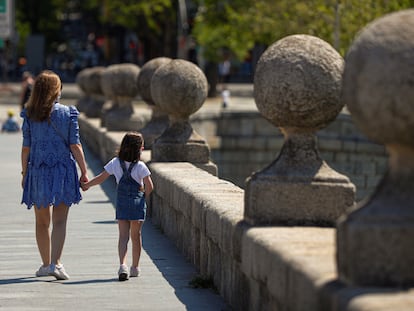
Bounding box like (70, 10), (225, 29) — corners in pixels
(26, 70), (62, 122)
(118, 132), (144, 162)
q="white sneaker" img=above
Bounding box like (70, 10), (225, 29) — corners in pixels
(130, 266), (141, 277)
(35, 265), (49, 277)
(118, 264), (129, 281)
(49, 264), (70, 280)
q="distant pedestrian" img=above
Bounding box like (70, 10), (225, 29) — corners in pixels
(218, 59), (231, 84)
(21, 70), (89, 280)
(20, 71), (34, 110)
(221, 87), (231, 109)
(81, 132), (154, 281)
(2, 109), (20, 132)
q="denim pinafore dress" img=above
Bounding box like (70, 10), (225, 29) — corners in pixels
(116, 160), (146, 221)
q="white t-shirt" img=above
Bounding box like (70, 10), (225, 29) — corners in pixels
(104, 157), (151, 185)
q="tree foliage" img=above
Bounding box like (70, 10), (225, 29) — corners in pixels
(192, 0), (414, 62)
(15, 0), (176, 58)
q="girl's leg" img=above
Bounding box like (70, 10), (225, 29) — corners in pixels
(50, 203), (69, 265)
(118, 220), (130, 265)
(130, 221), (144, 268)
(34, 206), (51, 266)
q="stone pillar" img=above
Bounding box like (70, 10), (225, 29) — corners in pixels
(337, 9), (414, 286)
(100, 63), (145, 131)
(75, 67), (105, 118)
(245, 34), (355, 226)
(137, 57), (171, 149)
(150, 59), (216, 174)
(75, 68), (89, 112)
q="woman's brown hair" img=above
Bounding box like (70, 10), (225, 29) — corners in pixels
(26, 70), (62, 122)
(118, 132), (144, 162)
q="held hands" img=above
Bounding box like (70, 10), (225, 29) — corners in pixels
(80, 181), (90, 191)
(79, 173), (89, 191)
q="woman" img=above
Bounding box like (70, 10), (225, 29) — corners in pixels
(21, 70), (88, 280)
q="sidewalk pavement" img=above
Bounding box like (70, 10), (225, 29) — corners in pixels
(0, 88), (229, 310)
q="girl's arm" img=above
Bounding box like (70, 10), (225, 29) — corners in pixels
(82, 170), (110, 190)
(143, 175), (154, 197)
(70, 143), (88, 183)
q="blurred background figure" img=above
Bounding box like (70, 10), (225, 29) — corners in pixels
(221, 86), (230, 109)
(1, 109), (20, 132)
(20, 71), (34, 110)
(218, 58), (231, 85)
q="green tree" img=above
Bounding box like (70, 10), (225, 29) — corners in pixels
(100, 0), (176, 59)
(192, 0), (414, 62)
(16, 0), (177, 61)
(16, 0), (66, 53)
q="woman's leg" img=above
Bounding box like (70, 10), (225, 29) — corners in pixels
(50, 203), (69, 265)
(130, 221), (144, 268)
(34, 206), (51, 266)
(118, 220), (130, 265)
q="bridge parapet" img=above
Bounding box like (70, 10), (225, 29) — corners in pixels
(77, 9), (414, 310)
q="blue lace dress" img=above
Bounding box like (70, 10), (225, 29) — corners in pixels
(21, 103), (82, 209)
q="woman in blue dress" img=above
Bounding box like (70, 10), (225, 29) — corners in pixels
(20, 70), (89, 280)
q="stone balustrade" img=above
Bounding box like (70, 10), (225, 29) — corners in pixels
(76, 8), (414, 310)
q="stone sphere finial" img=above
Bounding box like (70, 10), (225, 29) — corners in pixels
(254, 34), (344, 131)
(100, 63), (142, 130)
(78, 66), (105, 118)
(136, 57), (172, 148)
(151, 59), (211, 163)
(337, 9), (414, 287)
(245, 34), (355, 226)
(75, 68), (89, 112)
(100, 63), (140, 105)
(151, 59), (208, 122)
(138, 57), (172, 105)
(343, 10), (414, 146)
(75, 68), (88, 95)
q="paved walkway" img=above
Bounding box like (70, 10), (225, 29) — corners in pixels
(0, 86), (229, 310)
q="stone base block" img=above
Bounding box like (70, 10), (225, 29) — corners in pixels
(244, 176), (355, 226)
(140, 117), (169, 149)
(192, 161), (218, 176)
(104, 112), (148, 131)
(337, 204), (414, 286)
(83, 99), (105, 118)
(152, 141), (210, 163)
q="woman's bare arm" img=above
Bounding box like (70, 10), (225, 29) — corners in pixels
(70, 143), (88, 182)
(21, 146), (30, 188)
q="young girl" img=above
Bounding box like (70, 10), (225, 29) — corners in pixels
(82, 132), (153, 281)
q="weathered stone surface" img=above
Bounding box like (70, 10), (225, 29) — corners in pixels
(151, 59), (211, 163)
(337, 9), (414, 287)
(137, 57), (172, 148)
(79, 66), (106, 118)
(138, 57), (172, 105)
(75, 68), (89, 112)
(254, 34), (344, 130)
(100, 63), (141, 130)
(245, 34), (355, 225)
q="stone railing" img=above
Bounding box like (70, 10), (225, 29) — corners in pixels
(192, 110), (387, 202)
(77, 9), (414, 311)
